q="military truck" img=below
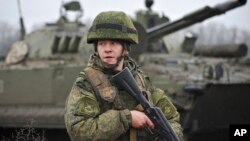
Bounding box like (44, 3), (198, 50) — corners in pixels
(0, 0), (249, 140)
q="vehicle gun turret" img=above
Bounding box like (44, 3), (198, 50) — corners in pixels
(131, 0), (247, 59)
(147, 0), (246, 42)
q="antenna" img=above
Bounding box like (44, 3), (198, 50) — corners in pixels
(17, 0), (26, 40)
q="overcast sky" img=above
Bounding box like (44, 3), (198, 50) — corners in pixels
(1, 0), (250, 33)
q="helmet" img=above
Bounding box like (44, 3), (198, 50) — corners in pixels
(87, 11), (138, 44)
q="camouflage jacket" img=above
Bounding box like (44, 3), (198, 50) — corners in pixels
(65, 54), (183, 141)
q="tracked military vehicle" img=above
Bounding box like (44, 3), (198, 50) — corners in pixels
(132, 0), (250, 141)
(0, 1), (90, 140)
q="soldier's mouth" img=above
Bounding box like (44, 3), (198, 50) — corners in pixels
(104, 56), (114, 59)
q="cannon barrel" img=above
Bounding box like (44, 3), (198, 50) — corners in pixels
(193, 43), (248, 58)
(147, 0), (247, 42)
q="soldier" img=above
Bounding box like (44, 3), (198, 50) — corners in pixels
(64, 11), (183, 141)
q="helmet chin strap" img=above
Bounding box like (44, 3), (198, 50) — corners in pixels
(101, 55), (124, 69)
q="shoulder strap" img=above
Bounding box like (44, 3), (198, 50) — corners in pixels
(85, 67), (116, 101)
(84, 67), (116, 112)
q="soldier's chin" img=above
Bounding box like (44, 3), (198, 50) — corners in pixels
(102, 62), (118, 69)
(102, 56), (123, 69)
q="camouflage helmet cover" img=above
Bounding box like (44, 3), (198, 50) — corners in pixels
(87, 11), (138, 44)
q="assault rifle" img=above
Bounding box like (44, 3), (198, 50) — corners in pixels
(112, 67), (180, 141)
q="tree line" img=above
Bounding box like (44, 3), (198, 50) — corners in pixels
(0, 21), (249, 59)
(183, 22), (250, 47)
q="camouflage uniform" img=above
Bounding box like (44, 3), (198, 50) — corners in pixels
(64, 11), (183, 141)
(65, 54), (183, 141)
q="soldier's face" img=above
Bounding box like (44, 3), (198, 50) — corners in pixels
(97, 40), (126, 65)
(97, 40), (127, 66)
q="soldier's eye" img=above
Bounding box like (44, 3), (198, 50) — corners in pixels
(98, 42), (104, 46)
(111, 41), (119, 46)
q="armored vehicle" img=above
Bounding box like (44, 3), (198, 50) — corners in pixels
(132, 0), (250, 141)
(0, 1), (90, 140)
(0, 0), (249, 141)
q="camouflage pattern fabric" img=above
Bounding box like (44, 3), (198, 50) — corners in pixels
(87, 11), (138, 44)
(64, 54), (183, 141)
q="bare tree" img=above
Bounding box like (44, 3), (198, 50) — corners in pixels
(182, 22), (250, 46)
(0, 21), (19, 59)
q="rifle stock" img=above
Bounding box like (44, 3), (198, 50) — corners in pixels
(112, 67), (180, 141)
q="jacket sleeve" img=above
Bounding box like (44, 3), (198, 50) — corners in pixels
(151, 88), (184, 141)
(64, 73), (132, 141)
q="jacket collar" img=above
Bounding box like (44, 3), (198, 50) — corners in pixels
(87, 53), (139, 75)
